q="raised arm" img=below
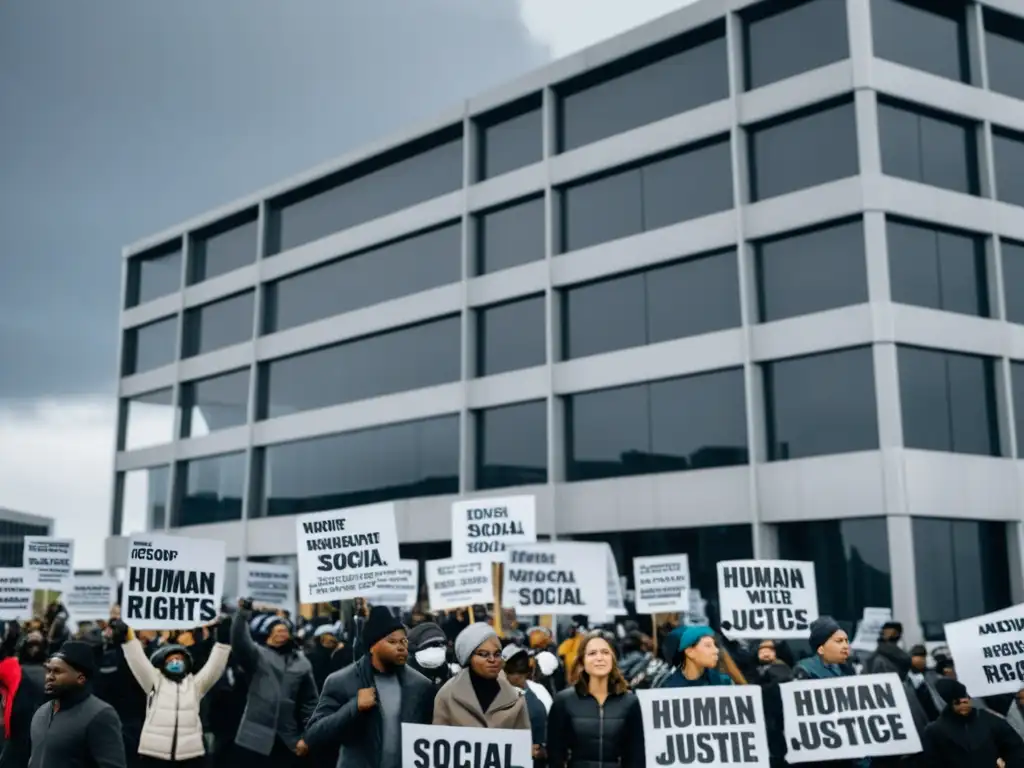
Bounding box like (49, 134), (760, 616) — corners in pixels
(230, 603), (260, 672)
(122, 630), (159, 693)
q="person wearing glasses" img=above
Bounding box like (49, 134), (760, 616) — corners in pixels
(432, 623), (530, 730)
(303, 606), (434, 768)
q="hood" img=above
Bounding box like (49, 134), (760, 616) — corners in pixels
(149, 644), (194, 675)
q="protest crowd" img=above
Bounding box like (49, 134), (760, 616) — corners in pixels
(4, 500), (1024, 768)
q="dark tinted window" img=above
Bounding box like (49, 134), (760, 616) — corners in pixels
(174, 452), (246, 527)
(182, 291), (254, 358)
(119, 466), (170, 535)
(126, 241), (182, 308)
(756, 219), (867, 322)
(259, 414), (459, 517)
(778, 518), (892, 629)
(1003, 240), (1024, 325)
(180, 369), (250, 438)
(764, 347), (879, 460)
(475, 400), (547, 490)
(986, 9), (1024, 101)
(476, 197), (545, 276)
(993, 128), (1024, 208)
(743, 0), (850, 90)
(268, 128), (464, 254)
(878, 101), (979, 195)
(887, 219), (989, 316)
(558, 22), (729, 152)
(477, 296), (546, 376)
(749, 100), (858, 201)
(264, 222), (461, 334)
(123, 315), (178, 376)
(898, 346), (1002, 456)
(123, 388), (175, 450)
(872, 0), (970, 83)
(566, 369), (748, 482)
(477, 96), (543, 180)
(188, 211), (259, 284)
(563, 250), (740, 359)
(913, 517), (1011, 640)
(1012, 362), (1024, 455)
(560, 137), (733, 252)
(260, 316), (461, 418)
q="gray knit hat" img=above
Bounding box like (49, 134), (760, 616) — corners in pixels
(454, 622), (498, 666)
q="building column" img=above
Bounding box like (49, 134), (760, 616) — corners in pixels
(886, 516), (922, 646)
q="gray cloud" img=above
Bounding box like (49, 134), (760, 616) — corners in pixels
(0, 0), (548, 400)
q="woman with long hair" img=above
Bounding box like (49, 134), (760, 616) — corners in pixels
(546, 631), (644, 768)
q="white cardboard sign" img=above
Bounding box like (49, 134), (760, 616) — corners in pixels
(64, 576), (117, 622)
(121, 534), (225, 630)
(239, 561), (296, 618)
(634, 554), (691, 614)
(426, 558), (493, 612)
(23, 536), (74, 586)
(403, 723), (531, 768)
(503, 542), (607, 616)
(717, 559), (818, 639)
(364, 559), (419, 609)
(0, 568), (38, 621)
(780, 673), (922, 763)
(945, 602), (1024, 697)
(851, 607), (892, 653)
(295, 503), (400, 603)
(450, 495), (536, 563)
(638, 686), (770, 767)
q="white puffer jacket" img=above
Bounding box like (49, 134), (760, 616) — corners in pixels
(123, 637), (231, 761)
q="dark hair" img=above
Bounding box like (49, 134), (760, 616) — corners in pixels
(573, 630), (629, 696)
(504, 652), (531, 676)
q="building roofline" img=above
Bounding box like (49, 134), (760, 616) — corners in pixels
(0, 508), (55, 528)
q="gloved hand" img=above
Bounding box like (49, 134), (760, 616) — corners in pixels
(215, 618), (232, 644)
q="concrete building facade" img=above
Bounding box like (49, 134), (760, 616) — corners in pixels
(0, 508), (54, 568)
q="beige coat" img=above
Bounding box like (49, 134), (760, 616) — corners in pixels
(433, 668), (531, 730)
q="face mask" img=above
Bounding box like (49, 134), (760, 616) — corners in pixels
(535, 651), (558, 677)
(415, 647), (447, 669)
(165, 659), (186, 675)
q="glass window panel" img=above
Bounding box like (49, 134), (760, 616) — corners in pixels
(180, 369), (250, 438)
(174, 452), (246, 527)
(268, 129), (464, 254)
(265, 222), (461, 333)
(478, 98), (543, 180)
(188, 212), (259, 284)
(743, 0), (850, 90)
(476, 198), (545, 276)
(259, 415), (459, 517)
(756, 219), (867, 322)
(878, 101), (980, 195)
(477, 296), (546, 377)
(1003, 241), (1024, 325)
(985, 9), (1024, 101)
(260, 316), (461, 419)
(120, 466), (170, 535)
(872, 0), (971, 83)
(898, 346), (1001, 456)
(560, 166), (643, 253)
(558, 23), (729, 152)
(475, 400), (548, 490)
(1013, 362), (1024, 457)
(123, 316), (178, 376)
(749, 100), (859, 201)
(993, 128), (1024, 208)
(764, 347), (879, 460)
(563, 271), (647, 360)
(887, 219), (989, 317)
(182, 291), (254, 358)
(127, 242), (182, 308)
(567, 382), (650, 482)
(123, 388), (175, 451)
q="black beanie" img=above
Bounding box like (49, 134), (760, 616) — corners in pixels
(51, 641), (97, 678)
(407, 621), (446, 651)
(364, 606), (404, 650)
(809, 616), (843, 652)
(935, 677), (969, 705)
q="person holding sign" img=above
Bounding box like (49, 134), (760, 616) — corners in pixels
(121, 623), (232, 767)
(793, 617), (853, 682)
(660, 626), (733, 689)
(546, 631), (644, 768)
(921, 678), (1024, 768)
(433, 623), (530, 731)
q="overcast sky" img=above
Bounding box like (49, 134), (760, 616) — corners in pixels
(0, 0), (695, 569)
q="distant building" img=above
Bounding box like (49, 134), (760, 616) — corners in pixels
(0, 509), (54, 567)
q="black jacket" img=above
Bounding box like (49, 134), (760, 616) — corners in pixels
(546, 688), (644, 768)
(1, 663), (45, 768)
(308, 645), (339, 693)
(28, 688), (126, 768)
(922, 706), (1024, 768)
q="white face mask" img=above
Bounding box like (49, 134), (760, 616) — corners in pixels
(415, 647), (448, 669)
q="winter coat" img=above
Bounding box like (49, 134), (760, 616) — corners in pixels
(433, 669), (530, 730)
(546, 689), (644, 768)
(123, 638), (230, 761)
(28, 688), (127, 768)
(303, 655), (434, 768)
(922, 706), (1024, 767)
(792, 656), (870, 768)
(230, 610), (318, 756)
(95, 647), (147, 760)
(1009, 703), (1024, 744)
(659, 667), (733, 688)
(308, 645), (339, 693)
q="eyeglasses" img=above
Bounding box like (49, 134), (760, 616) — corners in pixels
(473, 651), (501, 661)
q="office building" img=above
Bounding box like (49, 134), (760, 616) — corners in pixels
(107, 0), (1024, 643)
(0, 508), (54, 568)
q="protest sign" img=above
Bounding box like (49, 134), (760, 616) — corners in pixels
(0, 569), (38, 621)
(23, 536), (74, 586)
(634, 554), (691, 614)
(121, 534), (225, 630)
(717, 559), (817, 639)
(364, 559), (419, 609)
(239, 561), (296, 618)
(503, 542), (607, 616)
(638, 686), (770, 766)
(450, 495), (536, 563)
(851, 607), (892, 654)
(605, 545), (626, 615)
(426, 558), (493, 612)
(780, 673), (922, 763)
(295, 502), (400, 603)
(403, 723), (531, 768)
(64, 576), (117, 622)
(945, 602), (1024, 697)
